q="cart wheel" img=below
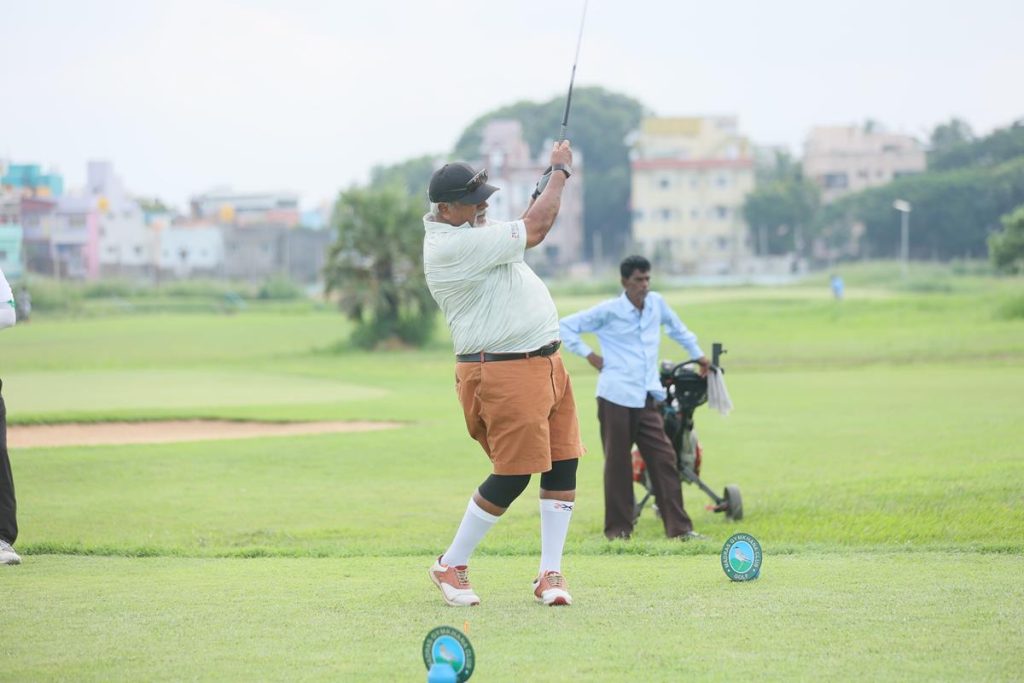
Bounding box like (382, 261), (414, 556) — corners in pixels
(724, 485), (743, 520)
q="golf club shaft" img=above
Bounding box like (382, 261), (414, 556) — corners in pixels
(558, 0), (588, 142)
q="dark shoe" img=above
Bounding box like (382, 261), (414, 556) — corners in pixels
(675, 530), (709, 542)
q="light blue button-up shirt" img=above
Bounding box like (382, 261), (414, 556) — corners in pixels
(560, 291), (704, 408)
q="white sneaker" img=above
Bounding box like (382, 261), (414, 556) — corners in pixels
(0, 539), (21, 565)
(533, 570), (572, 606)
(429, 555), (480, 606)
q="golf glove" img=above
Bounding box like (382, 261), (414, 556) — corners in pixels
(531, 166), (553, 200)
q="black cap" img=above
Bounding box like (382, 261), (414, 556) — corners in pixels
(428, 162), (499, 204)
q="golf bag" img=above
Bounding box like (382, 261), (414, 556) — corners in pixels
(632, 342), (743, 521)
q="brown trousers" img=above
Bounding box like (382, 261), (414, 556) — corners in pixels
(598, 396), (692, 539)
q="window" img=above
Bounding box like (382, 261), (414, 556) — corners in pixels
(717, 236), (730, 250)
(658, 208), (673, 221)
(0, 250), (6, 260)
(823, 173), (848, 189)
(691, 208), (700, 220)
(716, 174), (730, 187)
(715, 206), (729, 220)
(633, 209), (644, 222)
(659, 176), (671, 189)
(134, 246), (143, 256)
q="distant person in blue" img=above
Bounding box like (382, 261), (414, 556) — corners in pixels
(14, 285), (30, 322)
(830, 274), (845, 300)
(560, 255), (709, 541)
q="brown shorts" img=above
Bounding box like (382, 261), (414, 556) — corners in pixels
(455, 352), (584, 475)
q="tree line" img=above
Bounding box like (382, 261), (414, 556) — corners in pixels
(744, 119), (1024, 265)
(322, 95), (1024, 348)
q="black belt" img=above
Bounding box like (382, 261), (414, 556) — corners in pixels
(456, 341), (560, 363)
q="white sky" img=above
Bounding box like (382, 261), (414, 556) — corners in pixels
(2, 0), (1021, 210)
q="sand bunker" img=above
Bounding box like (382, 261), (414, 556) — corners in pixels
(8, 420), (403, 449)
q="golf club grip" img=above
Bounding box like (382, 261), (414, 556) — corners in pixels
(559, 67), (575, 142)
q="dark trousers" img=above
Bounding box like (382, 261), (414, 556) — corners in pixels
(0, 379), (17, 544)
(598, 395), (692, 539)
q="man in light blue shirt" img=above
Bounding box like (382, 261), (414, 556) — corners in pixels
(560, 255), (708, 540)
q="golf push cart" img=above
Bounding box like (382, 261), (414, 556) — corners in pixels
(632, 342), (743, 521)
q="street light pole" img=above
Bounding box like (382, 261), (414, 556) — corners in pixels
(893, 199), (912, 278)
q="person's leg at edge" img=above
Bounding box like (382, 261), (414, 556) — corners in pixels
(0, 381), (21, 566)
(597, 397), (637, 539)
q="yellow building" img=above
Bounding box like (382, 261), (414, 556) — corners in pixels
(630, 116), (754, 275)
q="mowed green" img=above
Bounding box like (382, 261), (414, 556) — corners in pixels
(1, 266), (1022, 681)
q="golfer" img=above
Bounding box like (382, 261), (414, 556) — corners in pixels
(0, 266), (21, 565)
(560, 255), (708, 541)
(424, 141), (583, 607)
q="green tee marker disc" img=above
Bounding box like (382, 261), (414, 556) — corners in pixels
(423, 626), (475, 682)
(721, 533), (762, 581)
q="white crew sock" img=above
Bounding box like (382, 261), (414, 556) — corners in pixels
(539, 498), (574, 574)
(441, 498), (500, 567)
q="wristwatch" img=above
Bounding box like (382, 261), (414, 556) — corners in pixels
(552, 163), (573, 178)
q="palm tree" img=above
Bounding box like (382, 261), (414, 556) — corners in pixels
(323, 186), (436, 348)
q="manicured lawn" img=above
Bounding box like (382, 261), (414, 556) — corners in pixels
(4, 554), (1021, 681)
(1, 266), (1022, 680)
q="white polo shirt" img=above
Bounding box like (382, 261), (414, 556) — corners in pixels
(0, 266), (15, 329)
(423, 214), (559, 355)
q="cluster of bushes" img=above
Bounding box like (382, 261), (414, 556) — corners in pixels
(17, 275), (309, 315)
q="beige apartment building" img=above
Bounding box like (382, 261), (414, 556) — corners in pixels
(630, 116), (754, 275)
(803, 126), (926, 203)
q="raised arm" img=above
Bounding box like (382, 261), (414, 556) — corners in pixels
(522, 140), (573, 248)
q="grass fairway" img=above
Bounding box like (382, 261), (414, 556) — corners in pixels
(1, 267), (1022, 680)
(5, 554), (1021, 681)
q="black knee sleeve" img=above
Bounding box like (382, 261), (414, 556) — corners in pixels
(540, 458), (578, 492)
(477, 473), (531, 508)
